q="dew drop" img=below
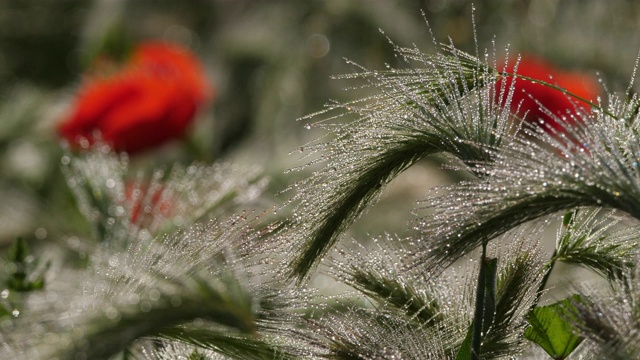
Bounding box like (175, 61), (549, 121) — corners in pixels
(35, 227), (48, 240)
(79, 138), (90, 149)
(148, 289), (161, 301)
(139, 301), (152, 313)
(104, 306), (120, 321)
(67, 236), (81, 249)
(108, 255), (119, 267)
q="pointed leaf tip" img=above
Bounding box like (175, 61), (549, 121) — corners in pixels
(525, 295), (584, 359)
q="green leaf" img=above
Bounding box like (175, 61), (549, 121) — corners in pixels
(525, 295), (584, 359)
(455, 327), (473, 360)
(562, 210), (575, 227)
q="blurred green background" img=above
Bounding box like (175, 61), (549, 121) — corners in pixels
(1, 0), (639, 251)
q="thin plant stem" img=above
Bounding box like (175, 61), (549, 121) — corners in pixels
(471, 242), (488, 360)
(533, 249), (558, 308)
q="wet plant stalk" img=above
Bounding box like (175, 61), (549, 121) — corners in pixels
(533, 249), (558, 307)
(471, 242), (488, 360)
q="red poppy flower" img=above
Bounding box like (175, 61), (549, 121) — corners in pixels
(58, 42), (212, 154)
(495, 55), (599, 135)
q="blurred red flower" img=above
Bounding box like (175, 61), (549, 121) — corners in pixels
(58, 42), (212, 154)
(496, 55), (599, 135)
